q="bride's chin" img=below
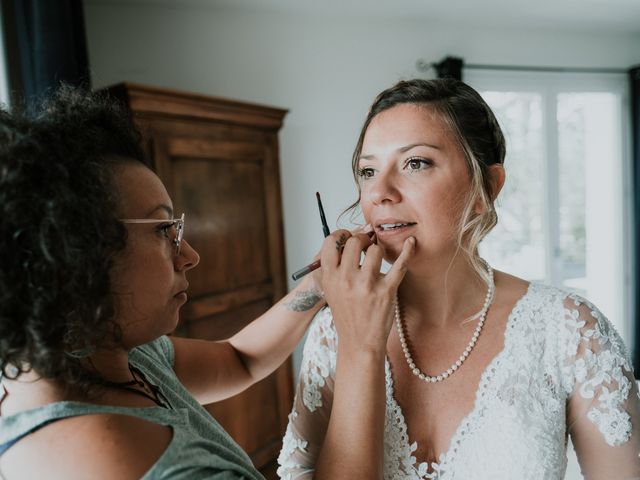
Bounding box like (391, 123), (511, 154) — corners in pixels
(381, 242), (425, 269)
(378, 238), (413, 263)
(381, 246), (401, 264)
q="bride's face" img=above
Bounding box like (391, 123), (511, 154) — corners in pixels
(358, 103), (471, 263)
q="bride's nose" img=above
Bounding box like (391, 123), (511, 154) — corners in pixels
(368, 170), (401, 205)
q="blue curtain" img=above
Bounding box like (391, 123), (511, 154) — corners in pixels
(7, 0), (90, 106)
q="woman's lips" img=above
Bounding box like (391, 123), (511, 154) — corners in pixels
(174, 291), (188, 303)
(375, 222), (417, 239)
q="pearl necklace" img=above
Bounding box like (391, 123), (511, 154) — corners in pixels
(394, 264), (495, 383)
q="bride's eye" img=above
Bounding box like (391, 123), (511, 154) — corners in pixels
(405, 157), (432, 172)
(356, 167), (376, 180)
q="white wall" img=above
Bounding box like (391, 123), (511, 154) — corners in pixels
(84, 1), (640, 372)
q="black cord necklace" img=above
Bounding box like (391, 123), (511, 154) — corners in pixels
(104, 364), (170, 409)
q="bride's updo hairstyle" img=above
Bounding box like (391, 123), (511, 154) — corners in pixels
(348, 78), (506, 283)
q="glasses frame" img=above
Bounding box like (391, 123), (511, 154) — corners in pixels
(120, 213), (185, 256)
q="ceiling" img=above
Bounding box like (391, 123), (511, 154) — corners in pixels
(94, 0), (640, 34)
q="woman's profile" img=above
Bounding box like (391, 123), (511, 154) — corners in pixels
(0, 86), (325, 479)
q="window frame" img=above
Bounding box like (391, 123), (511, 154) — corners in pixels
(465, 69), (634, 349)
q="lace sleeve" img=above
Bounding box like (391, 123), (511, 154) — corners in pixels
(277, 308), (338, 480)
(562, 294), (640, 477)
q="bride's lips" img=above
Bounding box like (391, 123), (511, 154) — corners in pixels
(374, 218), (417, 239)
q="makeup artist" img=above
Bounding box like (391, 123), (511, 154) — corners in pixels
(278, 78), (640, 479)
(0, 86), (337, 479)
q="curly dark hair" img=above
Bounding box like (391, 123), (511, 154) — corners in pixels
(0, 84), (148, 393)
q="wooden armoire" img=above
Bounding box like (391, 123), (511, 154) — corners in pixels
(104, 82), (291, 478)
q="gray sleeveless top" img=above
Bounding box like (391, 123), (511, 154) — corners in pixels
(0, 336), (264, 480)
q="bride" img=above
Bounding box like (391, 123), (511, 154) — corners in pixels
(277, 78), (640, 479)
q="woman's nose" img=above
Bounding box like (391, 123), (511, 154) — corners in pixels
(176, 239), (200, 271)
(367, 171), (401, 205)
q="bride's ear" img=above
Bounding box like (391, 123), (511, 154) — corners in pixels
(474, 164), (506, 214)
(488, 164), (506, 200)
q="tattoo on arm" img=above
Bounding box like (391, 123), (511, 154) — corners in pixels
(284, 289), (324, 312)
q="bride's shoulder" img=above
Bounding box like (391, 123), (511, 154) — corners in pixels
(494, 270), (616, 337)
(493, 270), (530, 301)
(493, 270), (601, 331)
(494, 269), (582, 306)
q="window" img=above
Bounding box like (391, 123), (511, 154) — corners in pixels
(0, 5), (9, 108)
(467, 70), (632, 346)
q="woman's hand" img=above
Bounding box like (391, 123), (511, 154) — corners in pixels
(303, 225), (373, 298)
(320, 229), (415, 354)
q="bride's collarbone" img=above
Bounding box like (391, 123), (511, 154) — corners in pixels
(387, 308), (508, 383)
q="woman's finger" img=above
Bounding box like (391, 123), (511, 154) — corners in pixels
(384, 237), (416, 289)
(340, 233), (374, 268)
(361, 243), (383, 276)
(320, 229), (352, 270)
(348, 223), (374, 236)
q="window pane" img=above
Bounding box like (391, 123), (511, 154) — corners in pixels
(478, 92), (546, 282)
(557, 92), (623, 324)
(557, 93), (588, 293)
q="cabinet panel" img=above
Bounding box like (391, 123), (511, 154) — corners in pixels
(167, 148), (272, 293)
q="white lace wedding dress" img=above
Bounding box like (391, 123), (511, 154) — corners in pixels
(277, 283), (640, 479)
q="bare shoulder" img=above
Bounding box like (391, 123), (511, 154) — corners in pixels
(0, 412), (172, 480)
(493, 270), (530, 308)
(494, 270), (529, 293)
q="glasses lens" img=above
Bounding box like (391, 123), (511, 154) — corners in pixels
(174, 214), (185, 255)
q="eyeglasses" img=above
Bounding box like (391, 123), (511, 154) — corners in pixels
(120, 213), (185, 256)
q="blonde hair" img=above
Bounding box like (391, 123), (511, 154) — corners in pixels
(346, 78), (506, 284)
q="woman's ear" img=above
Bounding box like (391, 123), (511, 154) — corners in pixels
(488, 164), (506, 200)
(474, 164), (506, 214)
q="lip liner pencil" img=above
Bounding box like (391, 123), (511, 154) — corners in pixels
(291, 192), (330, 281)
(291, 259), (321, 281)
(316, 191), (331, 238)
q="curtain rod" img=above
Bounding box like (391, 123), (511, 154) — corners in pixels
(415, 58), (626, 75)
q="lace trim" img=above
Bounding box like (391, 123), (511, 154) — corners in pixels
(383, 283), (535, 478)
(277, 409), (309, 480)
(563, 294), (633, 446)
(383, 360), (447, 479)
(301, 309), (337, 412)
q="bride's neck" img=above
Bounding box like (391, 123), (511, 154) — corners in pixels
(398, 255), (489, 329)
